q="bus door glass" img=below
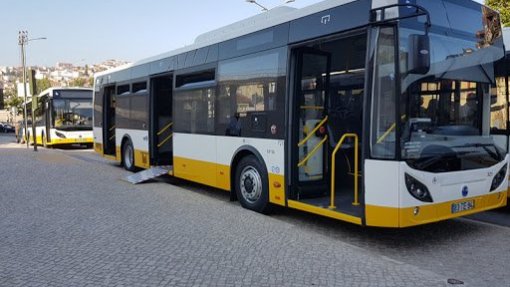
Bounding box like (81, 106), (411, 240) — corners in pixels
(150, 75), (174, 165)
(295, 49), (330, 194)
(44, 98), (51, 143)
(103, 86), (116, 156)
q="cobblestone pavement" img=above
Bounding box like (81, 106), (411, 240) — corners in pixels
(0, 134), (509, 286)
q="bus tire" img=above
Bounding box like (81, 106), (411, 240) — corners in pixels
(234, 155), (271, 214)
(122, 139), (136, 172)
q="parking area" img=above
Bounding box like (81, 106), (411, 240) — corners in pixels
(1, 133), (509, 286)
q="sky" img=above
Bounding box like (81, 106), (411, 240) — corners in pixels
(1, 0), (485, 67)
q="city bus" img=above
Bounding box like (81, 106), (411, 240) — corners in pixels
(93, 0), (509, 227)
(492, 27), (510, 198)
(24, 87), (94, 147)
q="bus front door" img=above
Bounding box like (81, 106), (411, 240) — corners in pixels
(103, 85), (116, 156)
(293, 49), (330, 199)
(150, 75), (173, 166)
(44, 98), (51, 145)
(292, 46), (363, 219)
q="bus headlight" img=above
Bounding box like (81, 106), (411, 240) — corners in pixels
(405, 173), (433, 202)
(55, 131), (66, 139)
(490, 164), (507, 191)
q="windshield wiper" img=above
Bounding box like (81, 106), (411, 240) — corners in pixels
(451, 143), (501, 160)
(413, 152), (458, 170)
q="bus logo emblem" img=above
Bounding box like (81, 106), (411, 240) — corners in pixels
(321, 15), (331, 25)
(461, 186), (469, 197)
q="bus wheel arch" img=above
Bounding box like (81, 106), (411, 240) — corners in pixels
(121, 135), (136, 172)
(230, 147), (271, 214)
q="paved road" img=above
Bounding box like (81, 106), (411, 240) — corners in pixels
(1, 133), (509, 286)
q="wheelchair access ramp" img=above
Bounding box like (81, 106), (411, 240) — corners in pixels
(124, 166), (173, 184)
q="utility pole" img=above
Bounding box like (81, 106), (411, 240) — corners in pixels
(18, 31), (45, 151)
(18, 31), (30, 149)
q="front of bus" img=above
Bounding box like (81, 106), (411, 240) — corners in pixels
(50, 89), (94, 146)
(365, 0), (508, 227)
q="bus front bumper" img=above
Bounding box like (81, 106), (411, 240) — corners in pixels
(365, 190), (507, 228)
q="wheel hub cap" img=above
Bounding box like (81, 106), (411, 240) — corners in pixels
(240, 166), (262, 204)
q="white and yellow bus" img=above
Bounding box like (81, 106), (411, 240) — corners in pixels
(93, 0), (508, 227)
(492, 27), (510, 198)
(24, 87), (94, 147)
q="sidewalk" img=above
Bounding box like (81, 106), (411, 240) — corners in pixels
(0, 133), (23, 149)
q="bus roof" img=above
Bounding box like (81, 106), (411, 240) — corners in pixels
(94, 0), (487, 83)
(94, 0), (358, 79)
(36, 87), (93, 98)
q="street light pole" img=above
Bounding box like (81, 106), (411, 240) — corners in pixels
(18, 31), (46, 151)
(246, 0), (295, 12)
(18, 31), (29, 149)
(245, 0), (268, 11)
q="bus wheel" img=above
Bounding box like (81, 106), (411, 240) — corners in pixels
(122, 139), (136, 172)
(235, 155), (270, 214)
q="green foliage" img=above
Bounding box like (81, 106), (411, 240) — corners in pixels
(68, 77), (88, 87)
(4, 87), (17, 99)
(36, 78), (52, 94)
(4, 89), (24, 114)
(486, 0), (510, 27)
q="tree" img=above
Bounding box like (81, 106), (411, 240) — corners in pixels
(69, 77), (87, 87)
(36, 78), (52, 94)
(486, 0), (510, 27)
(88, 77), (94, 87)
(4, 88), (24, 115)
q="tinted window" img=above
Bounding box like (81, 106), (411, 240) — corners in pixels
(93, 91), (102, 127)
(491, 76), (508, 133)
(117, 85), (130, 95)
(175, 70), (215, 88)
(133, 81), (147, 93)
(174, 88), (215, 134)
(217, 47), (287, 138)
(219, 24), (289, 60)
(54, 89), (92, 99)
(371, 27), (397, 159)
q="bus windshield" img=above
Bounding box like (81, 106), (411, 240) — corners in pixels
(398, 4), (506, 172)
(53, 98), (93, 130)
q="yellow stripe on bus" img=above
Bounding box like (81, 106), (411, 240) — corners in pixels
(287, 200), (362, 225)
(173, 156), (285, 206)
(366, 190), (507, 227)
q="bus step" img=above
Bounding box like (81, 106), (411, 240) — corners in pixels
(124, 165), (173, 184)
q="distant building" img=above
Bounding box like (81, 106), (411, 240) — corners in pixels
(56, 62), (73, 70)
(17, 83), (32, 99)
(0, 86), (4, 110)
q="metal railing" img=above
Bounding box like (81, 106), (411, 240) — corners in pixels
(157, 122), (173, 148)
(157, 122), (173, 136)
(329, 133), (359, 209)
(157, 133), (173, 148)
(298, 116), (328, 147)
(297, 135), (328, 167)
(297, 116), (329, 168)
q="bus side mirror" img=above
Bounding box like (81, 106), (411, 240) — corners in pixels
(408, 34), (430, 75)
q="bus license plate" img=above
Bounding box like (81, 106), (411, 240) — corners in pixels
(451, 200), (475, 214)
